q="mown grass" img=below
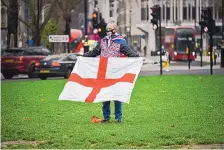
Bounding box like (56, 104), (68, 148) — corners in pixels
(1, 75), (224, 149)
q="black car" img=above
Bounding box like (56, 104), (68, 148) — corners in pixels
(35, 53), (81, 80)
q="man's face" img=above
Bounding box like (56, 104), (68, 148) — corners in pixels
(106, 28), (115, 37)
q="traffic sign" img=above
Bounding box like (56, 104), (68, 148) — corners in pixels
(188, 37), (192, 41)
(49, 35), (69, 42)
(93, 29), (98, 34)
(204, 27), (208, 33)
(152, 24), (158, 30)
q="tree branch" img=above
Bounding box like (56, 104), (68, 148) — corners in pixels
(1, 0), (9, 8)
(56, 0), (64, 12)
(18, 16), (31, 28)
(1, 0), (30, 29)
(40, 0), (57, 32)
(74, 0), (81, 6)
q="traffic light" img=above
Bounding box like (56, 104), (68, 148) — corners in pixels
(97, 13), (107, 38)
(199, 7), (208, 33)
(199, 7), (215, 33)
(92, 11), (99, 29)
(201, 8), (209, 25)
(150, 5), (159, 30)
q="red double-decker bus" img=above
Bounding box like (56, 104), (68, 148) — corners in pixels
(163, 26), (196, 61)
(69, 29), (84, 54)
(69, 29), (100, 54)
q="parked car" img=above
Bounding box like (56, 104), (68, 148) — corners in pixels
(1, 46), (51, 79)
(35, 53), (82, 80)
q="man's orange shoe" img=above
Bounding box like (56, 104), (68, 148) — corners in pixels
(91, 116), (103, 123)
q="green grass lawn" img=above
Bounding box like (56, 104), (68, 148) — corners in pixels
(1, 75), (224, 149)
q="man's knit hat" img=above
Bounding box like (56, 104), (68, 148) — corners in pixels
(106, 21), (117, 30)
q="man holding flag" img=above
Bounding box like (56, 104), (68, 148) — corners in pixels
(83, 22), (139, 123)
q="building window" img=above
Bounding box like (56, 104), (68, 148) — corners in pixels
(146, 6), (149, 20)
(218, 7), (222, 20)
(166, 7), (170, 20)
(109, 0), (114, 17)
(183, 7), (187, 20)
(1, 8), (6, 24)
(188, 4), (191, 20)
(175, 7), (178, 20)
(192, 6), (195, 20)
(141, 0), (149, 21)
(141, 7), (147, 21)
(110, 10), (113, 17)
(162, 4), (165, 20)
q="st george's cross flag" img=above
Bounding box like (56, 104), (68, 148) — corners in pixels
(58, 57), (143, 104)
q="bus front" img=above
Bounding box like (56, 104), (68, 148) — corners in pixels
(173, 28), (196, 61)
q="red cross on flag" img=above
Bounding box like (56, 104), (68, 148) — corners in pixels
(59, 57), (143, 104)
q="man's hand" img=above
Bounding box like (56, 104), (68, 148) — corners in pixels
(83, 42), (101, 57)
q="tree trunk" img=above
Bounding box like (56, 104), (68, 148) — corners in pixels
(14, 32), (18, 47)
(34, 33), (41, 46)
(35, 0), (41, 46)
(7, 0), (18, 48)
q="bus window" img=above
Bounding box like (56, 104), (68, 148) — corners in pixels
(176, 28), (195, 53)
(165, 28), (174, 35)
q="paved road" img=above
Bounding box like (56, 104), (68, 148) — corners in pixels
(1, 57), (223, 81)
(2, 68), (224, 82)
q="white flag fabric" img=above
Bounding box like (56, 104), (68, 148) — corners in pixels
(59, 57), (143, 104)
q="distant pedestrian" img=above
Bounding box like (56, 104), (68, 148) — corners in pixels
(27, 38), (34, 47)
(143, 45), (147, 57)
(132, 41), (141, 55)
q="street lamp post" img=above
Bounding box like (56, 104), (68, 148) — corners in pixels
(200, 26), (203, 67)
(84, 0), (89, 53)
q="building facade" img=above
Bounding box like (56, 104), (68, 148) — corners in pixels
(1, 3), (8, 48)
(1, 0), (59, 48)
(88, 0), (223, 55)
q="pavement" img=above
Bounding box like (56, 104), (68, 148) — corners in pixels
(141, 55), (223, 72)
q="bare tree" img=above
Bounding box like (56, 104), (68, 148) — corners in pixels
(1, 0), (19, 48)
(25, 0), (57, 46)
(2, 0), (57, 46)
(55, 0), (80, 52)
(56, 0), (81, 33)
